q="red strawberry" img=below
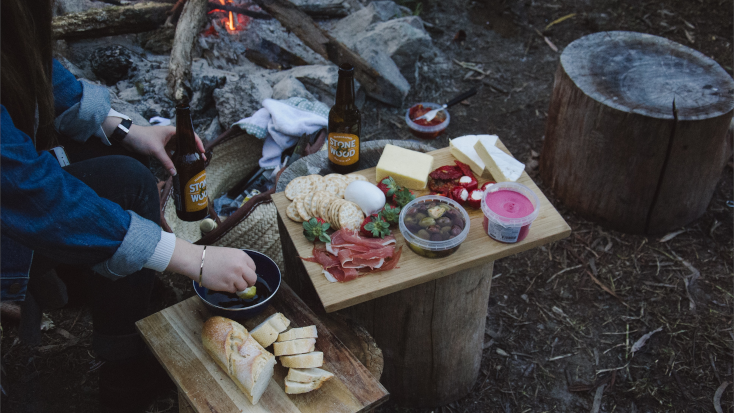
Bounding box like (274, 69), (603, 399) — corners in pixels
(360, 215), (391, 238)
(377, 176), (400, 197)
(393, 187), (416, 208)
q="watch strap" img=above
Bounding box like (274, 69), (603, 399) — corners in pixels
(110, 118), (133, 144)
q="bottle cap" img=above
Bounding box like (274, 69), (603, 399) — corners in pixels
(338, 63), (354, 74)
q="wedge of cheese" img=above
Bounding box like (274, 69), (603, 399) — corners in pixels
(474, 136), (524, 182)
(375, 144), (434, 190)
(449, 135), (497, 177)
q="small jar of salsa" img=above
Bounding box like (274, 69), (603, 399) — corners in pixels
(405, 102), (450, 140)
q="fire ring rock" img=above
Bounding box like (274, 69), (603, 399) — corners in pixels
(89, 45), (136, 85)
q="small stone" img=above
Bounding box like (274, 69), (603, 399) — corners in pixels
(89, 45), (137, 85)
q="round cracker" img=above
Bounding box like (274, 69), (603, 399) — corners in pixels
(348, 174), (368, 182)
(318, 194), (336, 219)
(304, 191), (317, 216)
(295, 195), (311, 222)
(309, 191), (324, 217)
(330, 199), (347, 228)
(339, 202), (363, 231)
(335, 179), (349, 198)
(286, 201), (303, 222)
(285, 176), (314, 200)
(312, 176), (327, 193)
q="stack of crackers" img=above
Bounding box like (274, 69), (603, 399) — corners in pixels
(284, 173), (367, 231)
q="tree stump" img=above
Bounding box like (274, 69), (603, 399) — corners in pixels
(541, 31), (734, 234)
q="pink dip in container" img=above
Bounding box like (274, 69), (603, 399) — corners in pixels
(480, 182), (540, 243)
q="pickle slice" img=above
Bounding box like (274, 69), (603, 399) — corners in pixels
(236, 286), (257, 300)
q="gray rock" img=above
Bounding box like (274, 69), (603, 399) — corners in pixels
(290, 0), (352, 17)
(89, 45), (137, 85)
(109, 92), (150, 127)
(331, 1), (402, 40)
(191, 74), (227, 117)
(351, 17), (433, 73)
(272, 78), (316, 101)
(268, 65), (364, 107)
(213, 75), (273, 129)
(202, 117), (223, 142)
(358, 48), (410, 99)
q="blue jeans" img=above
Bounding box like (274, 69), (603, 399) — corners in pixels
(29, 139), (161, 361)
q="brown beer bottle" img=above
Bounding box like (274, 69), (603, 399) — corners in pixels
(328, 63), (361, 173)
(173, 102), (208, 222)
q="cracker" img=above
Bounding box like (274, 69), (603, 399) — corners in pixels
(323, 181), (341, 197)
(335, 179), (349, 198)
(345, 174), (367, 183)
(330, 199), (347, 229)
(304, 191), (317, 216)
(295, 195), (311, 222)
(286, 201), (303, 222)
(285, 176), (314, 200)
(309, 191), (324, 217)
(312, 176), (327, 193)
(318, 195), (336, 220)
(338, 202), (363, 231)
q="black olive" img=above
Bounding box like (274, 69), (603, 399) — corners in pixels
(436, 216), (452, 226)
(427, 225), (441, 234)
(452, 217), (465, 229)
(430, 233), (443, 242)
(450, 225), (462, 236)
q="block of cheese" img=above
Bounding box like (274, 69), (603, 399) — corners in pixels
(375, 144), (434, 190)
(449, 135), (497, 177)
(474, 136), (524, 182)
(278, 325), (318, 342)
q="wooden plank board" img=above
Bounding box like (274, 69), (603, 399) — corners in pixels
(272, 141), (572, 313)
(136, 282), (388, 413)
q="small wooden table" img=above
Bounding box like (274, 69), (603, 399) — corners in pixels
(273, 142), (571, 407)
(136, 282), (388, 413)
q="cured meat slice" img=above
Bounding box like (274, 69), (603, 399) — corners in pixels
(346, 258), (384, 269)
(335, 230), (396, 249)
(368, 246), (403, 272)
(301, 246), (340, 268)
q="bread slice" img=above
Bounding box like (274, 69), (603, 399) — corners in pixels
(250, 313), (291, 348)
(273, 338), (316, 356)
(202, 316), (276, 405)
(284, 378), (331, 394)
(277, 325), (318, 342)
(279, 351), (323, 369)
(286, 367), (334, 384)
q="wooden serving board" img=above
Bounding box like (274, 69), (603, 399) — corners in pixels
(136, 282), (389, 413)
(272, 140), (572, 313)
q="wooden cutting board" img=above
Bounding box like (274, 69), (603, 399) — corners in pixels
(136, 282), (388, 413)
(272, 141), (572, 312)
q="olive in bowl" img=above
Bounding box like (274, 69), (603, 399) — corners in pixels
(399, 195), (470, 258)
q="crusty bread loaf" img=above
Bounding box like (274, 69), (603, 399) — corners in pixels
(273, 338), (316, 356)
(202, 316), (276, 405)
(279, 351), (323, 369)
(250, 313), (291, 348)
(277, 325), (318, 342)
(284, 377), (331, 394)
(286, 367), (334, 384)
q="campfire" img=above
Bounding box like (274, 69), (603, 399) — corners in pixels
(206, 0), (253, 35)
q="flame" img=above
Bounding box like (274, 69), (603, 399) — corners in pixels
(219, 0), (225, 4)
(228, 11), (235, 30)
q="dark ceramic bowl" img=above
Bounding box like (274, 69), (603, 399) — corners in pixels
(193, 249), (281, 320)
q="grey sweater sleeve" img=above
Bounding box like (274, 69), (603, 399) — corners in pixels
(92, 211), (161, 279)
(54, 80), (111, 144)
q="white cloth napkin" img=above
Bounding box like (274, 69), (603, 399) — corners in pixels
(232, 97), (329, 169)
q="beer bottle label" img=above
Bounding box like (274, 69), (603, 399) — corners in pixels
(184, 170), (208, 212)
(328, 133), (359, 166)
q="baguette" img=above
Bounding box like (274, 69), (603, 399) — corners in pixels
(250, 313), (291, 348)
(279, 351), (323, 369)
(277, 325), (318, 342)
(202, 316), (275, 405)
(273, 338), (316, 356)
(285, 367), (334, 384)
(284, 378), (331, 394)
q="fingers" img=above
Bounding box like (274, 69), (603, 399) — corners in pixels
(242, 252), (256, 271)
(194, 134), (207, 161)
(233, 277), (249, 293)
(154, 148), (177, 176)
(242, 266), (257, 287)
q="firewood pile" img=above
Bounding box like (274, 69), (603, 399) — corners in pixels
(53, 0), (443, 142)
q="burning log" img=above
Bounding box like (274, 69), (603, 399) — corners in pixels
(167, 0), (209, 101)
(252, 0), (406, 106)
(52, 2), (171, 41)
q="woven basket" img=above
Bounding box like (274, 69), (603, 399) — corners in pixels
(160, 130), (285, 270)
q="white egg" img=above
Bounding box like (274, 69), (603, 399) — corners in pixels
(344, 181), (386, 216)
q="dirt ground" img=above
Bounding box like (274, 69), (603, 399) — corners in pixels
(2, 0), (733, 412)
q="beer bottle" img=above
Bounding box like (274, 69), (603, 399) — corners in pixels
(173, 102), (209, 222)
(328, 63), (361, 173)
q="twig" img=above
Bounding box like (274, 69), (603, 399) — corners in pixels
(546, 264), (582, 284)
(713, 382), (729, 413)
(591, 383), (606, 413)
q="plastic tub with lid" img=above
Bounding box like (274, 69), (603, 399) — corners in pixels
(399, 195), (470, 258)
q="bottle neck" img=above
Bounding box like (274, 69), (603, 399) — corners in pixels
(176, 106), (197, 154)
(334, 73), (355, 110)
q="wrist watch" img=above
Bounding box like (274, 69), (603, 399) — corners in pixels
(110, 118), (133, 144)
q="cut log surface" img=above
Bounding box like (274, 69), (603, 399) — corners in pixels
(52, 2), (170, 40)
(167, 0), (208, 102)
(252, 0), (407, 106)
(541, 31), (734, 234)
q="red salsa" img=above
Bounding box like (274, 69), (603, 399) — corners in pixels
(407, 104), (448, 140)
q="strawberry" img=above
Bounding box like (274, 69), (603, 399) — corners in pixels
(379, 205), (401, 225)
(377, 176), (400, 197)
(303, 217), (331, 243)
(360, 215), (391, 238)
(393, 187), (416, 208)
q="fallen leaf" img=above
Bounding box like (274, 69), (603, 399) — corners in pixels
(496, 348), (509, 357)
(714, 381), (729, 413)
(545, 13), (576, 31)
(659, 229), (686, 242)
(630, 327), (663, 355)
(40, 313), (54, 331)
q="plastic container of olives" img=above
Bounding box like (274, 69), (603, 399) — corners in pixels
(399, 195), (471, 258)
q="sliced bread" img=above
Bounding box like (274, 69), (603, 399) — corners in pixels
(284, 377), (331, 395)
(273, 338), (316, 356)
(250, 313), (291, 348)
(279, 351), (323, 369)
(277, 325), (318, 342)
(286, 367), (334, 384)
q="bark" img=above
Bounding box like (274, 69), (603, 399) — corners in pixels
(52, 2), (171, 40)
(166, 0), (208, 102)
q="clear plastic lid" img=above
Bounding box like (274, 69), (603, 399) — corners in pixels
(399, 195), (470, 251)
(405, 102), (451, 133)
(481, 182), (540, 227)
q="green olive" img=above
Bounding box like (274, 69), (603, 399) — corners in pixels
(414, 212), (427, 222)
(440, 226), (451, 234)
(419, 217), (436, 228)
(417, 229), (431, 240)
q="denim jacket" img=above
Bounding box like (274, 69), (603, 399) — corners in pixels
(1, 60), (161, 301)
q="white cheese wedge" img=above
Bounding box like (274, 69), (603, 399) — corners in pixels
(449, 135), (498, 177)
(473, 136), (524, 182)
(375, 144), (434, 189)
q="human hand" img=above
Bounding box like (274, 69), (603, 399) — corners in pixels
(167, 240), (257, 293)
